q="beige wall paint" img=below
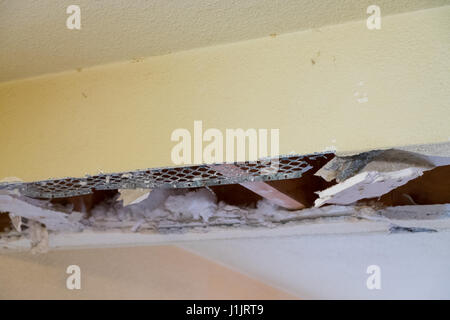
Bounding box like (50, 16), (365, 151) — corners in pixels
(0, 245), (296, 299)
(0, 7), (449, 181)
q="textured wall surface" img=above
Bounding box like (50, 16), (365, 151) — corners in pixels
(1, 0), (449, 81)
(0, 7), (449, 181)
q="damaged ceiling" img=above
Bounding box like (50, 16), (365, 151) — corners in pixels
(1, 142), (449, 252)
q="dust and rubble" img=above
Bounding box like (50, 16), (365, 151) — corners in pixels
(314, 148), (450, 207)
(0, 143), (449, 252)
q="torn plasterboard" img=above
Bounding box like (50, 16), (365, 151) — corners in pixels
(314, 147), (450, 207)
(2, 203), (450, 251)
(0, 193), (84, 232)
(315, 148), (450, 183)
(314, 168), (425, 207)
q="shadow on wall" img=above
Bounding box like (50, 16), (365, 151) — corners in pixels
(0, 245), (298, 299)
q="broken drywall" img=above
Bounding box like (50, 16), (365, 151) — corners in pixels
(315, 148), (450, 183)
(1, 143), (450, 252)
(0, 193), (84, 232)
(86, 188), (361, 232)
(1, 183), (450, 252)
(314, 147), (450, 207)
(314, 168), (425, 207)
(2, 201), (450, 252)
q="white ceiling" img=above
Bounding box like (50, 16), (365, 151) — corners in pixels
(181, 231), (450, 299)
(1, 0), (449, 82)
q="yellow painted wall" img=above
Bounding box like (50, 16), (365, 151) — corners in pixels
(0, 245), (296, 299)
(0, 7), (449, 182)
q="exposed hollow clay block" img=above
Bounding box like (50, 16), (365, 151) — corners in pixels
(0, 194), (84, 231)
(210, 164), (305, 210)
(118, 188), (152, 206)
(314, 168), (425, 207)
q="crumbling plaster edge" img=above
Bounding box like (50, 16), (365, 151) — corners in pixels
(2, 214), (450, 253)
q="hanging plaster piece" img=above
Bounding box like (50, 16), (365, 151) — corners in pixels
(0, 193), (84, 231)
(8, 213), (22, 232)
(315, 150), (383, 182)
(118, 188), (152, 206)
(314, 167), (425, 207)
(315, 147), (450, 183)
(29, 221), (49, 254)
(314, 146), (450, 207)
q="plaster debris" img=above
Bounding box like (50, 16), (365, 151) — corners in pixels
(1, 185), (450, 252)
(8, 213), (22, 232)
(1, 143), (450, 252)
(389, 225), (437, 234)
(118, 188), (152, 206)
(165, 189), (218, 222)
(315, 168), (425, 207)
(316, 150), (382, 182)
(131, 219), (146, 233)
(0, 193), (84, 231)
(88, 188), (359, 232)
(380, 204), (450, 220)
(314, 148), (450, 206)
(316, 148), (450, 183)
(29, 221), (49, 254)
